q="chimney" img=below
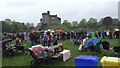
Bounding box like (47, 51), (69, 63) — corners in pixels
(47, 11), (50, 15)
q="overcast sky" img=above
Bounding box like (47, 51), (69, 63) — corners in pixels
(0, 0), (119, 26)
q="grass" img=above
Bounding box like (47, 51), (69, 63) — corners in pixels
(2, 38), (120, 67)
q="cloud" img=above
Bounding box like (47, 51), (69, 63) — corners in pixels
(0, 0), (119, 26)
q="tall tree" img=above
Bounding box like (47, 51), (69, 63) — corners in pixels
(11, 22), (24, 33)
(87, 18), (97, 25)
(78, 19), (86, 27)
(71, 21), (78, 26)
(62, 20), (71, 27)
(97, 18), (103, 25)
(103, 16), (112, 26)
(112, 19), (119, 25)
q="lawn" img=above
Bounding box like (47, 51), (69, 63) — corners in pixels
(2, 39), (120, 67)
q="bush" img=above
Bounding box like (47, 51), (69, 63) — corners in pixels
(98, 26), (119, 31)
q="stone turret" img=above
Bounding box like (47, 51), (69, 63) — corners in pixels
(40, 11), (61, 25)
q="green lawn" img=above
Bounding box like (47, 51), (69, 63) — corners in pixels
(2, 39), (120, 67)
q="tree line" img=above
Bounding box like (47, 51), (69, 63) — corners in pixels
(1, 16), (120, 33)
(1, 18), (34, 33)
(62, 16), (120, 31)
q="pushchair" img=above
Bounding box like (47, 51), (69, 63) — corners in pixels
(29, 45), (51, 65)
(113, 46), (120, 56)
(101, 41), (110, 55)
(102, 41), (120, 56)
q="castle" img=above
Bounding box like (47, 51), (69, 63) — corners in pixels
(40, 11), (61, 25)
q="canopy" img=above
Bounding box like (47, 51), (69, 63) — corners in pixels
(83, 38), (100, 48)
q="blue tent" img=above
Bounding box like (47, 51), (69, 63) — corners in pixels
(83, 38), (100, 47)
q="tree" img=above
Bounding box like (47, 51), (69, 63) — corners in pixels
(4, 18), (12, 25)
(97, 18), (103, 25)
(2, 21), (13, 32)
(62, 20), (71, 27)
(78, 19), (86, 27)
(87, 18), (97, 25)
(71, 21), (78, 26)
(11, 22), (24, 33)
(112, 19), (119, 25)
(103, 16), (112, 26)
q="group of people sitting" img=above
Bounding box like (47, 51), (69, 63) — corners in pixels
(3, 38), (27, 58)
(78, 37), (107, 53)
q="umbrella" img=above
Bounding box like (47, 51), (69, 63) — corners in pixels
(19, 32), (26, 34)
(83, 38), (100, 48)
(40, 30), (47, 33)
(1, 38), (12, 44)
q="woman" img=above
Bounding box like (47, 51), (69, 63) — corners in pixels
(52, 40), (64, 55)
(5, 41), (14, 58)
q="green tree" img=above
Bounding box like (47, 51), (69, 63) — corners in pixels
(97, 18), (103, 25)
(112, 19), (119, 25)
(71, 21), (78, 26)
(2, 21), (13, 32)
(87, 18), (97, 25)
(103, 16), (112, 26)
(78, 19), (86, 27)
(11, 22), (24, 33)
(62, 20), (71, 27)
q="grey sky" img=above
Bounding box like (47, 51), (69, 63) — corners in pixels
(0, 0), (119, 26)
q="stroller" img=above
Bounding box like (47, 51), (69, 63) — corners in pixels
(113, 46), (120, 55)
(102, 41), (120, 56)
(102, 41), (110, 50)
(29, 45), (51, 65)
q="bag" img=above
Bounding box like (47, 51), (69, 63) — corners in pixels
(79, 44), (83, 51)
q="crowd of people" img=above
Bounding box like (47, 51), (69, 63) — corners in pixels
(2, 29), (120, 58)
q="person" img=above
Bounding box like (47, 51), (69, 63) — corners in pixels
(14, 38), (26, 55)
(98, 31), (101, 38)
(29, 33), (35, 46)
(82, 37), (89, 46)
(4, 41), (14, 58)
(80, 37), (90, 51)
(102, 31), (105, 39)
(52, 40), (64, 55)
(91, 32), (96, 38)
(42, 33), (48, 46)
(106, 30), (110, 39)
(109, 30), (113, 39)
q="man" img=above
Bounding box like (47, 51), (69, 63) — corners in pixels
(29, 33), (35, 46)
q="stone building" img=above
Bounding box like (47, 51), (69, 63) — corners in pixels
(40, 11), (61, 25)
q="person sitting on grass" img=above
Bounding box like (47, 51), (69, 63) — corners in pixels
(79, 37), (89, 51)
(4, 41), (14, 58)
(14, 38), (26, 55)
(52, 40), (64, 55)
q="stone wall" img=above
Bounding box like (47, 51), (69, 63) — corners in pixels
(40, 11), (61, 25)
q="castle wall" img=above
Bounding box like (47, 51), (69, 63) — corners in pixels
(40, 11), (61, 25)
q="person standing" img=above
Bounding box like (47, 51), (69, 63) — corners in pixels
(106, 30), (110, 39)
(29, 33), (35, 46)
(43, 33), (48, 46)
(102, 31), (105, 39)
(109, 30), (113, 39)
